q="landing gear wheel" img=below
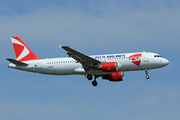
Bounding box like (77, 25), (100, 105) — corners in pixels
(92, 80), (98, 86)
(146, 75), (150, 79)
(87, 74), (93, 80)
(145, 69), (150, 79)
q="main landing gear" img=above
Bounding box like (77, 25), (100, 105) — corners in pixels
(87, 74), (93, 80)
(145, 69), (150, 79)
(92, 80), (98, 86)
(87, 74), (98, 86)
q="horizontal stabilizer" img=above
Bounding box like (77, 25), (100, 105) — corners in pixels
(6, 58), (28, 66)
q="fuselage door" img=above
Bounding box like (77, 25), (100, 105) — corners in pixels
(143, 52), (149, 62)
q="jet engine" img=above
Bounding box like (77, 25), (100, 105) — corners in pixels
(98, 62), (117, 72)
(102, 72), (124, 82)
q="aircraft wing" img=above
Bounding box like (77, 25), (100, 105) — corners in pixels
(61, 45), (100, 71)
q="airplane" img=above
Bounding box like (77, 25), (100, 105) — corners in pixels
(6, 36), (169, 86)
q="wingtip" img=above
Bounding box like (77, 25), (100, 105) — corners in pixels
(58, 44), (63, 48)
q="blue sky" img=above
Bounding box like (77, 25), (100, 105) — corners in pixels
(0, 0), (180, 120)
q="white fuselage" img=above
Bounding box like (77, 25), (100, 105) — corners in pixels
(8, 52), (169, 76)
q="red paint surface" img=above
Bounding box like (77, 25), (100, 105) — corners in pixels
(12, 44), (24, 59)
(101, 62), (117, 72)
(129, 53), (142, 66)
(109, 72), (123, 81)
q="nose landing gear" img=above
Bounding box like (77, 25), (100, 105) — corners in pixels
(145, 69), (150, 79)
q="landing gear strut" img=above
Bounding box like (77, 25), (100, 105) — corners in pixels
(86, 74), (99, 86)
(92, 75), (99, 87)
(145, 69), (150, 79)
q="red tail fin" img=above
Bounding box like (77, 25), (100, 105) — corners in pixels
(11, 36), (41, 61)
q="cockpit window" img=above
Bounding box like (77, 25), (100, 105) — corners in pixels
(154, 55), (162, 57)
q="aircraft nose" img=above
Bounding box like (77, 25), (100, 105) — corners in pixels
(163, 58), (169, 66)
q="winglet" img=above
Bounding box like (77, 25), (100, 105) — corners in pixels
(58, 44), (63, 48)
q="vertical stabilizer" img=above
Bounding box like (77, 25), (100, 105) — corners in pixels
(11, 36), (41, 61)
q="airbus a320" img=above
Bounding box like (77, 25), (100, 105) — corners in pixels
(6, 37), (169, 86)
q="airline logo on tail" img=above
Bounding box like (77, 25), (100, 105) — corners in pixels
(129, 53), (142, 66)
(11, 37), (41, 61)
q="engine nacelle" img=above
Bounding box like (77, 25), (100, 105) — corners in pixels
(102, 72), (124, 82)
(100, 62), (117, 72)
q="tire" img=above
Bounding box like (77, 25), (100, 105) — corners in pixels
(87, 74), (93, 80)
(92, 80), (98, 86)
(146, 75), (150, 79)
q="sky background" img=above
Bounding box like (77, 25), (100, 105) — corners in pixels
(0, 0), (180, 120)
